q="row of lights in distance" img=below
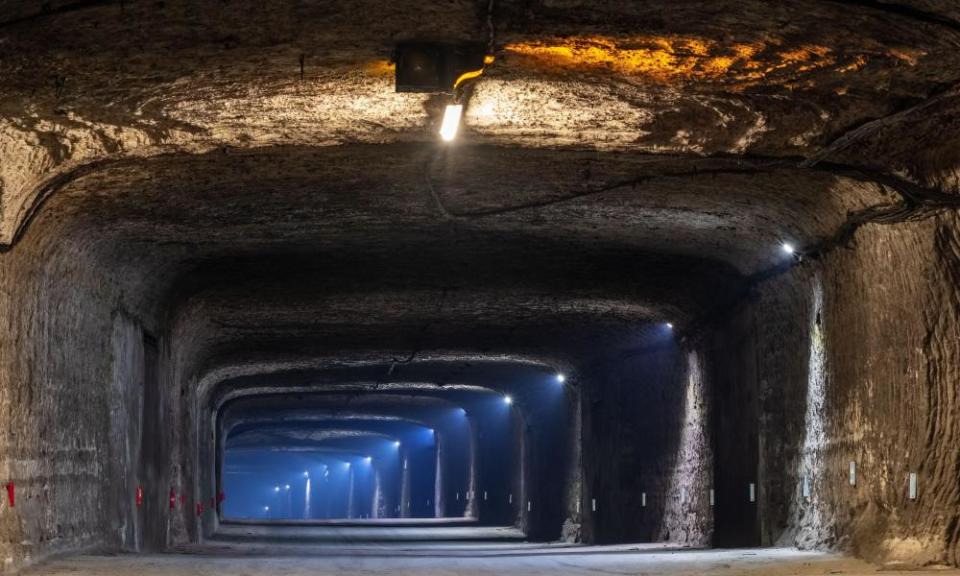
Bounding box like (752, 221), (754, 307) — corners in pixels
(275, 448), (398, 488)
(262, 445), (401, 512)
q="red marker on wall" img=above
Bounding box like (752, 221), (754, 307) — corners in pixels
(196, 502), (203, 517)
(180, 494), (186, 507)
(169, 489), (176, 510)
(5, 482), (14, 508)
(136, 485), (144, 507)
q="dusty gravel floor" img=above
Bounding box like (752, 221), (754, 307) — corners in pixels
(20, 544), (960, 576)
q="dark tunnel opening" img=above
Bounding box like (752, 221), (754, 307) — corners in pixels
(220, 416), (454, 522)
(204, 365), (575, 539)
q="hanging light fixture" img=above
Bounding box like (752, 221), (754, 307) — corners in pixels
(439, 104), (463, 141)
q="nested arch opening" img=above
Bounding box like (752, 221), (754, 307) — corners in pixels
(199, 360), (578, 539)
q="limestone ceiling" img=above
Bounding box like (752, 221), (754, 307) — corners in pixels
(2, 0), (959, 377)
(1, 0), (959, 247)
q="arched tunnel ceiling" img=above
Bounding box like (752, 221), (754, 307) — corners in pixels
(219, 394), (464, 451)
(221, 391), (471, 431)
(209, 360), (569, 409)
(2, 0), (960, 249)
(42, 144), (885, 274)
(22, 144), (893, 340)
(3, 0), (960, 408)
(227, 419), (430, 448)
(227, 426), (402, 453)
(6, 140), (903, 385)
(210, 365), (562, 446)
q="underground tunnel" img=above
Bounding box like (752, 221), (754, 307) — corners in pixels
(1, 1), (960, 575)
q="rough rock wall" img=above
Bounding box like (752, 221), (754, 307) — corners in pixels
(514, 383), (575, 542)
(660, 351), (713, 546)
(0, 233), (146, 571)
(561, 390), (584, 543)
(708, 307), (762, 547)
(715, 213), (960, 566)
(108, 314), (145, 551)
(582, 342), (712, 545)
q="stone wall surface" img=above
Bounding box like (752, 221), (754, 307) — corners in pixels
(0, 204), (182, 572)
(713, 213), (960, 566)
(0, 0), (959, 566)
(582, 343), (712, 546)
(660, 350), (713, 546)
(108, 314), (145, 552)
(0, 233), (136, 572)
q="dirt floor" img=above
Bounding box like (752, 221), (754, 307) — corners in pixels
(20, 544), (960, 576)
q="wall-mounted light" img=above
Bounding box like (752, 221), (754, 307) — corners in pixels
(665, 322), (674, 329)
(439, 104), (463, 142)
(782, 242), (796, 255)
(393, 441), (401, 448)
(555, 373), (566, 384)
(284, 484), (291, 491)
(273, 486), (280, 493)
(303, 471), (309, 478)
(503, 395), (513, 405)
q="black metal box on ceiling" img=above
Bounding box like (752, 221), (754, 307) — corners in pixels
(394, 42), (487, 93)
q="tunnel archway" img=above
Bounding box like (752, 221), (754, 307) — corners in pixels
(198, 361), (578, 541)
(1, 1), (960, 574)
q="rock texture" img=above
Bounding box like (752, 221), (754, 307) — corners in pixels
(709, 214), (960, 566)
(581, 341), (712, 546)
(0, 0), (959, 572)
(0, 215), (154, 569)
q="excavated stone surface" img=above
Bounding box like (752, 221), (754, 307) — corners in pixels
(0, 0), (960, 572)
(812, 90), (960, 194)
(17, 545), (953, 576)
(581, 342), (712, 546)
(1, 0), (959, 244)
(711, 213), (960, 566)
(0, 219), (147, 570)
